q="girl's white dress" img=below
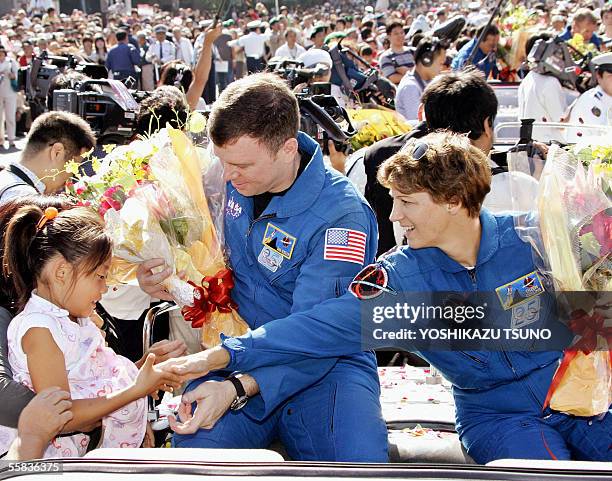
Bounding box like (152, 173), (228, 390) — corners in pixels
(0, 293), (146, 457)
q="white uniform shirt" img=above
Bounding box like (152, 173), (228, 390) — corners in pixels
(0, 58), (18, 97)
(274, 42), (306, 60)
(174, 37), (195, 65)
(568, 85), (612, 126)
(518, 71), (568, 123)
(230, 32), (269, 59)
(145, 39), (176, 65)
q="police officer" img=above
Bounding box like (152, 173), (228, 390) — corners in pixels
(162, 131), (612, 463)
(137, 73), (388, 461)
(569, 53), (612, 126)
(146, 25), (176, 82)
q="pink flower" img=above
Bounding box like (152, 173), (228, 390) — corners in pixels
(98, 200), (112, 217)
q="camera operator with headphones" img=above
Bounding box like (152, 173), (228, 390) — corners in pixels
(395, 37), (447, 122)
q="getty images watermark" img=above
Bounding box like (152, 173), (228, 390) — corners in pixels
(358, 291), (600, 352)
(370, 301), (553, 342)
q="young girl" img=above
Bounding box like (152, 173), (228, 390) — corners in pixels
(0, 205), (180, 458)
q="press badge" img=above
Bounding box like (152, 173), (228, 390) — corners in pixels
(262, 223), (296, 259)
(495, 271), (545, 311)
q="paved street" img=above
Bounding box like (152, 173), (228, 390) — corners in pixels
(0, 138), (27, 166)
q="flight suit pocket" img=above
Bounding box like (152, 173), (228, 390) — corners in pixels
(280, 382), (339, 460)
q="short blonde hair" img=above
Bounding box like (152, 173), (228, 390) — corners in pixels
(377, 131), (491, 217)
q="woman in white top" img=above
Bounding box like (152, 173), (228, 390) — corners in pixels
(0, 47), (18, 149)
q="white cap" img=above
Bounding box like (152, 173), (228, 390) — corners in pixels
(298, 48), (332, 68)
(592, 52), (612, 68)
(365, 6), (374, 13)
(407, 14), (430, 38)
(247, 20), (262, 29)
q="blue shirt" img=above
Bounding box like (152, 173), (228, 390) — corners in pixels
(223, 132), (380, 421)
(451, 38), (498, 79)
(105, 42), (140, 74)
(558, 27), (601, 50)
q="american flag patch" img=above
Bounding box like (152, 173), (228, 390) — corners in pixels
(324, 228), (367, 265)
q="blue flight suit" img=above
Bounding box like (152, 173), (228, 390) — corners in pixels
(174, 132), (388, 461)
(221, 210), (612, 463)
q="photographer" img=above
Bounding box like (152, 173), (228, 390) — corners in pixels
(0, 112), (95, 205)
(297, 49), (347, 108)
(518, 35), (569, 124)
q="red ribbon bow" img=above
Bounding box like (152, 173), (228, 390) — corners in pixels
(542, 309), (612, 411)
(181, 269), (238, 329)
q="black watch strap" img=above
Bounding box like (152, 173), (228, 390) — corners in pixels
(227, 374), (248, 411)
(227, 374), (246, 398)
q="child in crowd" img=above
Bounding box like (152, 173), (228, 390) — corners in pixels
(0, 205), (180, 457)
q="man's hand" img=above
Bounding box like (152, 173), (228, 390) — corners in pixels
(156, 352), (211, 382)
(168, 380), (235, 433)
(135, 339), (188, 369)
(136, 259), (174, 300)
(8, 387), (74, 459)
(328, 140), (347, 175)
(157, 345), (231, 382)
(203, 24), (223, 48)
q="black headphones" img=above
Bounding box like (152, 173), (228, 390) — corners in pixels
(415, 36), (448, 67)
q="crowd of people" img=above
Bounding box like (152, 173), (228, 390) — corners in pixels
(0, 0), (608, 142)
(0, 0), (610, 467)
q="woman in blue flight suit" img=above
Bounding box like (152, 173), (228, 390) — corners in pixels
(176, 131), (612, 463)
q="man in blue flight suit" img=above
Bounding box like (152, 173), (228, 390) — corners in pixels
(138, 73), (388, 461)
(163, 131), (612, 463)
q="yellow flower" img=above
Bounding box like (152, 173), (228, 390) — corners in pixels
(102, 144), (117, 154)
(65, 160), (80, 175)
(91, 156), (101, 173)
(188, 112), (207, 134)
(81, 147), (94, 158)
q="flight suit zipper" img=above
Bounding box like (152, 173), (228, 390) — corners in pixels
(247, 213), (277, 237)
(467, 267), (477, 290)
(502, 350), (542, 409)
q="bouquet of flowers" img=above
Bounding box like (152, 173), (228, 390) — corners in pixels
(567, 34), (599, 63)
(511, 139), (611, 416)
(66, 124), (249, 348)
(347, 108), (411, 150)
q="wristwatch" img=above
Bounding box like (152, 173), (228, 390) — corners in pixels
(227, 373), (249, 411)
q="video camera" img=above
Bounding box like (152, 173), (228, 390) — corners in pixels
(528, 37), (599, 93)
(19, 52), (147, 145)
(268, 58), (331, 90)
(270, 59), (357, 155)
(296, 83), (357, 155)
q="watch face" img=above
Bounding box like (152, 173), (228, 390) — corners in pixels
(231, 396), (248, 411)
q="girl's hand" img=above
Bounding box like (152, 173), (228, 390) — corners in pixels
(133, 353), (183, 399)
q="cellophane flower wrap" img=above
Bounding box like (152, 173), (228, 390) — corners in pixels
(66, 126), (248, 348)
(510, 139), (611, 416)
